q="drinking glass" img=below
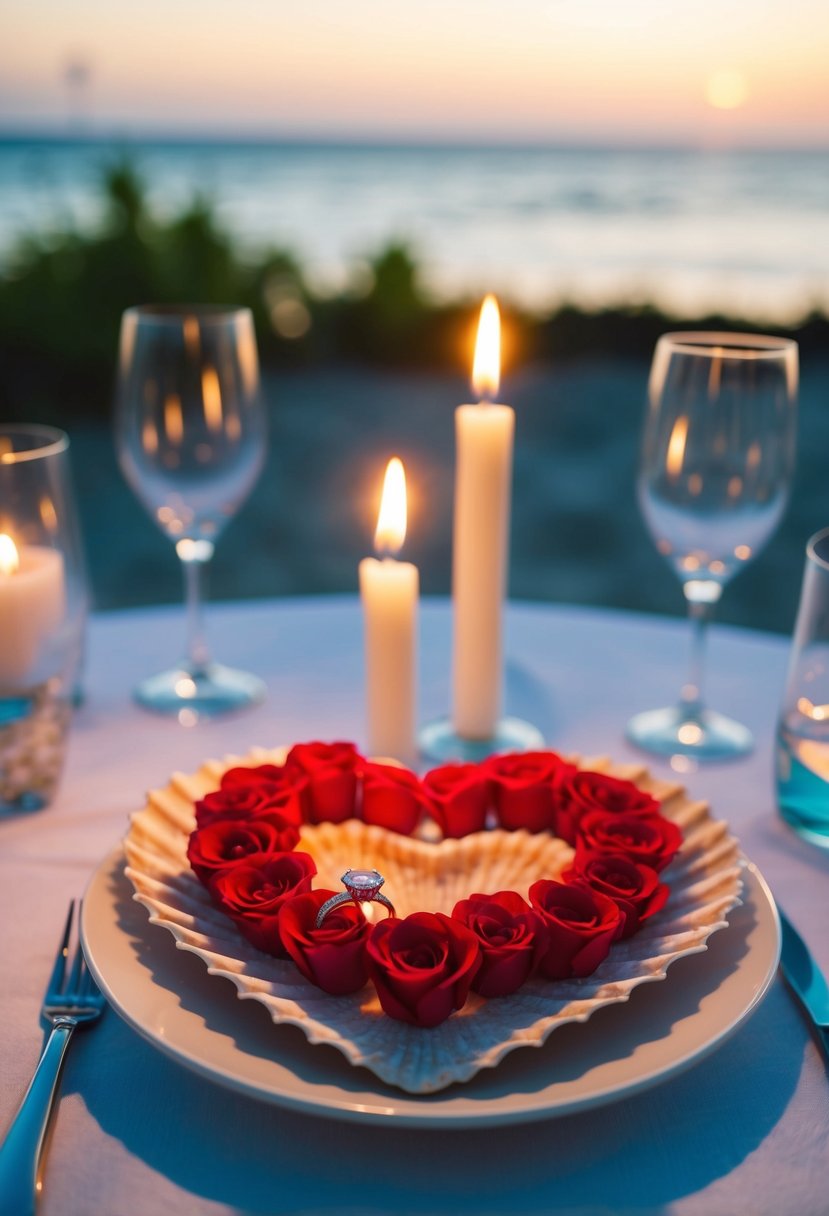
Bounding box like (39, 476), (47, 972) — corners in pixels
(776, 526), (829, 847)
(0, 425), (87, 811)
(627, 332), (797, 759)
(115, 305), (267, 719)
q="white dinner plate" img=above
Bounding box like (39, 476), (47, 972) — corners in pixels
(81, 847), (780, 1128)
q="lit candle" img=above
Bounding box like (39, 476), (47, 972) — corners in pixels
(359, 458), (419, 764)
(452, 295), (514, 739)
(0, 533), (65, 687)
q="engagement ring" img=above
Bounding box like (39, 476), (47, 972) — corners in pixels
(315, 868), (396, 928)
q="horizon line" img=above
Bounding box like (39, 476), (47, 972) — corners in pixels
(0, 124), (827, 156)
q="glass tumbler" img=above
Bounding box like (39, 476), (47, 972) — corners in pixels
(0, 426), (87, 813)
(776, 526), (829, 846)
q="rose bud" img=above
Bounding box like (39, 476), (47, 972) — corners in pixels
(187, 813), (301, 886)
(360, 761), (426, 835)
(452, 891), (548, 997)
(209, 851), (317, 956)
(423, 763), (491, 838)
(195, 774), (307, 828)
(485, 751), (576, 833)
(366, 912), (481, 1028)
(279, 890), (371, 995)
(563, 851), (669, 938)
(553, 769), (661, 846)
(575, 811), (682, 873)
(529, 879), (623, 980)
(285, 741), (363, 824)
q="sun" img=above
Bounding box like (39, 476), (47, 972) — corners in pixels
(705, 69), (750, 110)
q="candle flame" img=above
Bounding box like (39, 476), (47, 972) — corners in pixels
(0, 533), (19, 575)
(374, 457), (407, 557)
(472, 294), (501, 400)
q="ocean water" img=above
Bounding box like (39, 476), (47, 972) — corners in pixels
(0, 137), (828, 321)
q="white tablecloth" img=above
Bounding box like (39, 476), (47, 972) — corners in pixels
(1, 597), (827, 1216)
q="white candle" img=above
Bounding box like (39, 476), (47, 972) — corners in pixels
(452, 295), (515, 739)
(359, 458), (419, 764)
(0, 534), (65, 687)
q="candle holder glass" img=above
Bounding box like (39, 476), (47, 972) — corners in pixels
(0, 425), (88, 813)
(418, 715), (544, 764)
(776, 526), (829, 847)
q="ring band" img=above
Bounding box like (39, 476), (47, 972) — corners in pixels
(315, 868), (396, 929)
(315, 889), (396, 929)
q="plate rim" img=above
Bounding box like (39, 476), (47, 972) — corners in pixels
(82, 847), (780, 1129)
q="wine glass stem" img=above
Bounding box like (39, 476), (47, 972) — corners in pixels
(180, 549), (212, 676)
(680, 597), (714, 720)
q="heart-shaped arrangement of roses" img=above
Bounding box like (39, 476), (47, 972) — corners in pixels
(125, 742), (743, 1094)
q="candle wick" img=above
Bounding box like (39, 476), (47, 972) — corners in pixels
(376, 545), (399, 562)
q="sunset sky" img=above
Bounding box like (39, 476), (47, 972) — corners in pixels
(2, 0), (828, 146)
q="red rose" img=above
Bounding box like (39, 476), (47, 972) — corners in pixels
(529, 880), (623, 979)
(220, 763), (289, 788)
(209, 852), (317, 956)
(575, 811), (682, 873)
(279, 890), (371, 995)
(366, 912), (481, 1027)
(195, 778), (306, 828)
(452, 891), (548, 997)
(554, 770), (661, 845)
(563, 852), (669, 938)
(485, 751), (576, 833)
(360, 761), (426, 835)
(423, 763), (490, 838)
(195, 784), (273, 827)
(285, 741), (363, 824)
(187, 813), (300, 885)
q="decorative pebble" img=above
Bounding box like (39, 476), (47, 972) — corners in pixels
(0, 683), (71, 809)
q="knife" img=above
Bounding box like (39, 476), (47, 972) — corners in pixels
(779, 908), (829, 1064)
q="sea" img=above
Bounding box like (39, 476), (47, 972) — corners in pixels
(0, 136), (827, 322)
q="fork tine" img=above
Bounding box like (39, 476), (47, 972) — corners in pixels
(65, 937), (84, 997)
(44, 902), (74, 997)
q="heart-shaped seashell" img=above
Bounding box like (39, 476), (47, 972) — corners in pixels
(124, 749), (742, 1094)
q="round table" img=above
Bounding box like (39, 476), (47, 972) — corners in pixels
(1, 597), (827, 1216)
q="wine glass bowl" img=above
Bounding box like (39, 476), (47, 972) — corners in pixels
(115, 305), (267, 719)
(628, 332), (797, 760)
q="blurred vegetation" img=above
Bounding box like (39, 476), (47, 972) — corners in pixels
(1, 161), (827, 425)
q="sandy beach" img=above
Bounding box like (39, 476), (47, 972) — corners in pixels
(72, 354), (829, 637)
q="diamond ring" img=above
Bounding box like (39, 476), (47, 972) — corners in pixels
(314, 868), (396, 929)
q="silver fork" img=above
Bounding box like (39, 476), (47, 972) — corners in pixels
(0, 901), (105, 1216)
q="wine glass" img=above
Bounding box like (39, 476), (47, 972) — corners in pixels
(627, 332), (798, 760)
(114, 305), (267, 719)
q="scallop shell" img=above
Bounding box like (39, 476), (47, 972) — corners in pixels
(124, 748), (743, 1094)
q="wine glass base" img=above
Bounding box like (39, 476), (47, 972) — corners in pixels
(626, 706), (753, 761)
(134, 663), (266, 722)
(418, 715), (545, 763)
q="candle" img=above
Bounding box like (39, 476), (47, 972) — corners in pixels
(359, 458), (419, 763)
(452, 295), (514, 739)
(0, 533), (65, 687)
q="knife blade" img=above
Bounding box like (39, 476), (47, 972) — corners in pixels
(779, 908), (829, 1062)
